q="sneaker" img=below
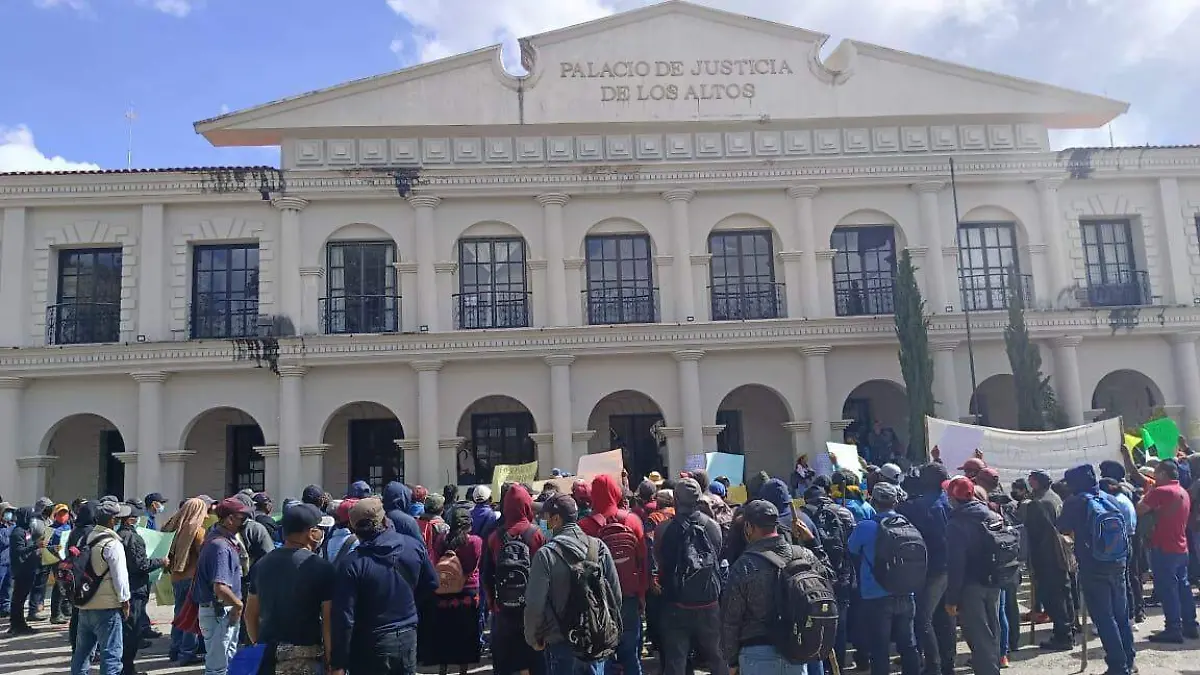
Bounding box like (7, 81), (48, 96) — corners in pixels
(25, 613), (44, 622)
(1039, 638), (1074, 651)
(49, 615), (67, 625)
(1000, 656), (1010, 668)
(6, 626), (39, 636)
(1147, 631), (1184, 644)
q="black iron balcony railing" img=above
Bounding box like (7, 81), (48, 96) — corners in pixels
(188, 299), (260, 339)
(1084, 270), (1152, 307)
(320, 294), (402, 334)
(46, 302), (120, 345)
(453, 291), (531, 329)
(710, 282), (786, 320)
(583, 287), (659, 325)
(834, 277), (895, 316)
(959, 273), (1034, 311)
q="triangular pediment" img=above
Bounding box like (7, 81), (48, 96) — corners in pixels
(196, 1), (1127, 147)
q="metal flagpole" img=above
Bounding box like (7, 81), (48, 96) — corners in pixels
(124, 103), (137, 169)
(949, 157), (979, 418)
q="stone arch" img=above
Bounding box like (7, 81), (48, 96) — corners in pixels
(832, 208), (909, 249)
(321, 401), (405, 493)
(841, 379), (909, 463)
(715, 384), (793, 479)
(587, 390), (666, 481)
(707, 213), (783, 247)
(1091, 369), (1164, 427)
(180, 406), (266, 499)
(456, 395), (538, 485)
(579, 217), (657, 257)
(40, 413), (128, 502)
(969, 374), (1019, 430)
(32, 220), (138, 343)
(453, 220), (526, 254)
(171, 217), (273, 337)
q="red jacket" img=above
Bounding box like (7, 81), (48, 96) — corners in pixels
(581, 474), (649, 598)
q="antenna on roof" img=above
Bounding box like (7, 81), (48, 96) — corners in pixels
(124, 103), (138, 169)
(1104, 89), (1115, 148)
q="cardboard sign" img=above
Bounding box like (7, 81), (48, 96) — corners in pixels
(578, 449), (624, 481)
(492, 460), (539, 496)
(705, 452), (745, 486)
(934, 424), (986, 473)
(826, 442), (864, 478)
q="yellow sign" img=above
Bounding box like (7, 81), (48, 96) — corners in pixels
(726, 485), (748, 505)
(492, 460), (539, 496)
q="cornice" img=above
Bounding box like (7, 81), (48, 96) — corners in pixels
(112, 451), (139, 465)
(904, 246), (929, 258)
(159, 451), (195, 463)
(411, 359), (445, 372)
(4, 308), (1200, 377)
(701, 424), (726, 436)
(799, 345), (833, 357)
(277, 365), (308, 378)
(270, 196), (309, 212)
(406, 194), (441, 209)
(662, 188), (696, 203)
(439, 437), (466, 450)
(777, 250), (805, 263)
(912, 180), (946, 194)
(394, 261), (420, 274)
(299, 444), (330, 456)
(527, 259), (548, 271)
(299, 266), (326, 278)
(782, 421), (813, 433)
(16, 455), (56, 468)
(544, 354), (576, 367)
(434, 261), (459, 274)
(1050, 335), (1083, 348)
(572, 430), (596, 443)
(563, 257), (585, 270)
(815, 249), (838, 260)
(528, 432), (555, 445)
(535, 193), (570, 207)
(396, 439), (420, 451)
(131, 371), (169, 384)
(0, 376), (27, 389)
(254, 444), (280, 458)
(672, 349), (705, 362)
(787, 185), (821, 200)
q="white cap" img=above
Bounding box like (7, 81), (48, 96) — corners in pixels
(473, 485), (493, 503)
(880, 463), (903, 483)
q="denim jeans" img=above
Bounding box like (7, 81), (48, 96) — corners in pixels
(347, 626), (417, 675)
(198, 605), (240, 675)
(0, 564), (11, 614)
(914, 572), (955, 675)
(71, 608), (124, 675)
(1080, 571), (1135, 675)
(1149, 548), (1197, 636)
(546, 641), (605, 675)
(737, 645), (824, 675)
(860, 595), (921, 675)
(660, 603), (729, 675)
(169, 578), (199, 661)
(998, 588), (1010, 657)
(606, 596), (643, 675)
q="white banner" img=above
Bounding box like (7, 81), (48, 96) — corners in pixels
(926, 416), (1126, 488)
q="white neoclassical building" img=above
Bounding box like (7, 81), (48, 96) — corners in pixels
(4, 1), (1200, 507)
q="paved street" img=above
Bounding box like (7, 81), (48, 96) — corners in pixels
(2, 596), (1199, 675)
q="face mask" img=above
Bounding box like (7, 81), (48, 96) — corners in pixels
(537, 519), (553, 538)
(54, 514), (69, 525)
(2, 511), (12, 522)
(154, 504), (165, 514)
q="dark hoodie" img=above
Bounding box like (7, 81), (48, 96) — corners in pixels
(483, 486), (546, 609)
(1057, 464), (1126, 575)
(381, 481), (426, 549)
(330, 527), (438, 671)
(898, 464), (951, 574)
(66, 501), (96, 552)
(9, 507), (39, 573)
(760, 478), (821, 552)
(581, 474), (648, 598)
(945, 499), (1001, 605)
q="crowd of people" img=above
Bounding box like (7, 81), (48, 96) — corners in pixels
(0, 443), (1197, 675)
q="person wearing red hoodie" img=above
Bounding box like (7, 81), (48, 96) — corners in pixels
(581, 474), (649, 675)
(483, 485), (547, 675)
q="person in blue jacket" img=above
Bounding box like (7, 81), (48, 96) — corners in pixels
(0, 502), (13, 618)
(381, 481), (427, 549)
(331, 497), (438, 674)
(899, 463), (955, 675)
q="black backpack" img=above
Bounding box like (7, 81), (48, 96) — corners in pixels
(752, 546), (839, 664)
(804, 503), (849, 574)
(55, 530), (118, 606)
(663, 515), (720, 604)
(494, 527), (537, 610)
(978, 515), (1022, 587)
(550, 537), (622, 661)
(871, 514), (927, 595)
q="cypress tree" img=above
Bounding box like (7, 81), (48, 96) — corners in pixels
(1004, 270), (1061, 430)
(894, 249), (935, 460)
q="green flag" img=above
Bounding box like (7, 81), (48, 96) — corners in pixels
(1141, 418), (1180, 460)
(136, 527), (175, 585)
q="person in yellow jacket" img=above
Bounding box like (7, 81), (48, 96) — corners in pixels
(69, 500), (131, 675)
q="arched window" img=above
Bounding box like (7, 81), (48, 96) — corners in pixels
(957, 222), (1020, 311)
(831, 226), (896, 316)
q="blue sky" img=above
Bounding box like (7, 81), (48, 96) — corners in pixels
(2, 0), (1198, 172)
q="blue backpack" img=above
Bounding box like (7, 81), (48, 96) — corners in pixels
(1085, 494), (1130, 563)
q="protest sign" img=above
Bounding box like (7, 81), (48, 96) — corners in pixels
(492, 460), (538, 496)
(926, 416), (1125, 487)
(826, 442), (864, 478)
(933, 424), (986, 473)
(726, 485), (748, 505)
(683, 454), (706, 472)
(137, 528), (175, 585)
(577, 449), (623, 480)
(811, 451), (835, 477)
(1124, 434), (1143, 450)
(1141, 418), (1180, 460)
(705, 452), (745, 486)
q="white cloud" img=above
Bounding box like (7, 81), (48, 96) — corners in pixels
(0, 125), (100, 173)
(219, 103), (230, 115)
(32, 0), (195, 17)
(138, 0), (193, 18)
(389, 37), (405, 57)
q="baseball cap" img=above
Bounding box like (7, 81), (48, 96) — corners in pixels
(879, 463), (903, 483)
(975, 467), (1000, 489)
(424, 494), (446, 513)
(144, 492), (168, 506)
(474, 485), (493, 503)
(550, 468), (564, 478)
(958, 457), (987, 475)
(302, 484), (325, 505)
(94, 500), (122, 520)
(742, 499), (781, 528)
(674, 477), (702, 509)
(336, 498), (359, 524)
(871, 481), (902, 505)
(542, 494), (579, 522)
(349, 497), (386, 530)
(251, 492), (272, 506)
(215, 497), (252, 519)
(946, 476), (977, 502)
(346, 481), (372, 499)
(281, 503), (324, 535)
(0, 501), (14, 513)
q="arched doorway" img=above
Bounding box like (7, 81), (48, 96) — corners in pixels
(456, 395), (536, 485)
(42, 413), (126, 502)
(1092, 370), (1164, 427)
(321, 402), (404, 494)
(970, 374), (1019, 430)
(181, 407), (265, 499)
(841, 380), (908, 464)
(588, 390), (665, 481)
(716, 385), (792, 479)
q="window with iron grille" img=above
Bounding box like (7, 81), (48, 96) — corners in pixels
(52, 248), (122, 344)
(469, 412), (535, 484)
(831, 226), (896, 316)
(957, 222), (1019, 311)
(326, 241), (398, 333)
(191, 244), (259, 339)
(457, 238), (529, 328)
(227, 424), (265, 495)
(709, 230), (779, 320)
(349, 419), (405, 493)
(715, 410), (744, 455)
(1080, 219), (1147, 307)
(584, 234), (655, 324)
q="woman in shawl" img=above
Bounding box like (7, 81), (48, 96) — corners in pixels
(419, 506), (484, 674)
(482, 485), (545, 675)
(160, 497), (207, 665)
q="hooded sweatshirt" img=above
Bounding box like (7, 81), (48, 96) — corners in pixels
(898, 465), (952, 574)
(381, 481), (426, 549)
(760, 478), (821, 551)
(945, 499), (1002, 605)
(580, 474), (648, 598)
(330, 527), (439, 670)
(470, 499), (500, 537)
(483, 486), (546, 609)
(8, 507), (38, 573)
(1057, 464), (1127, 575)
